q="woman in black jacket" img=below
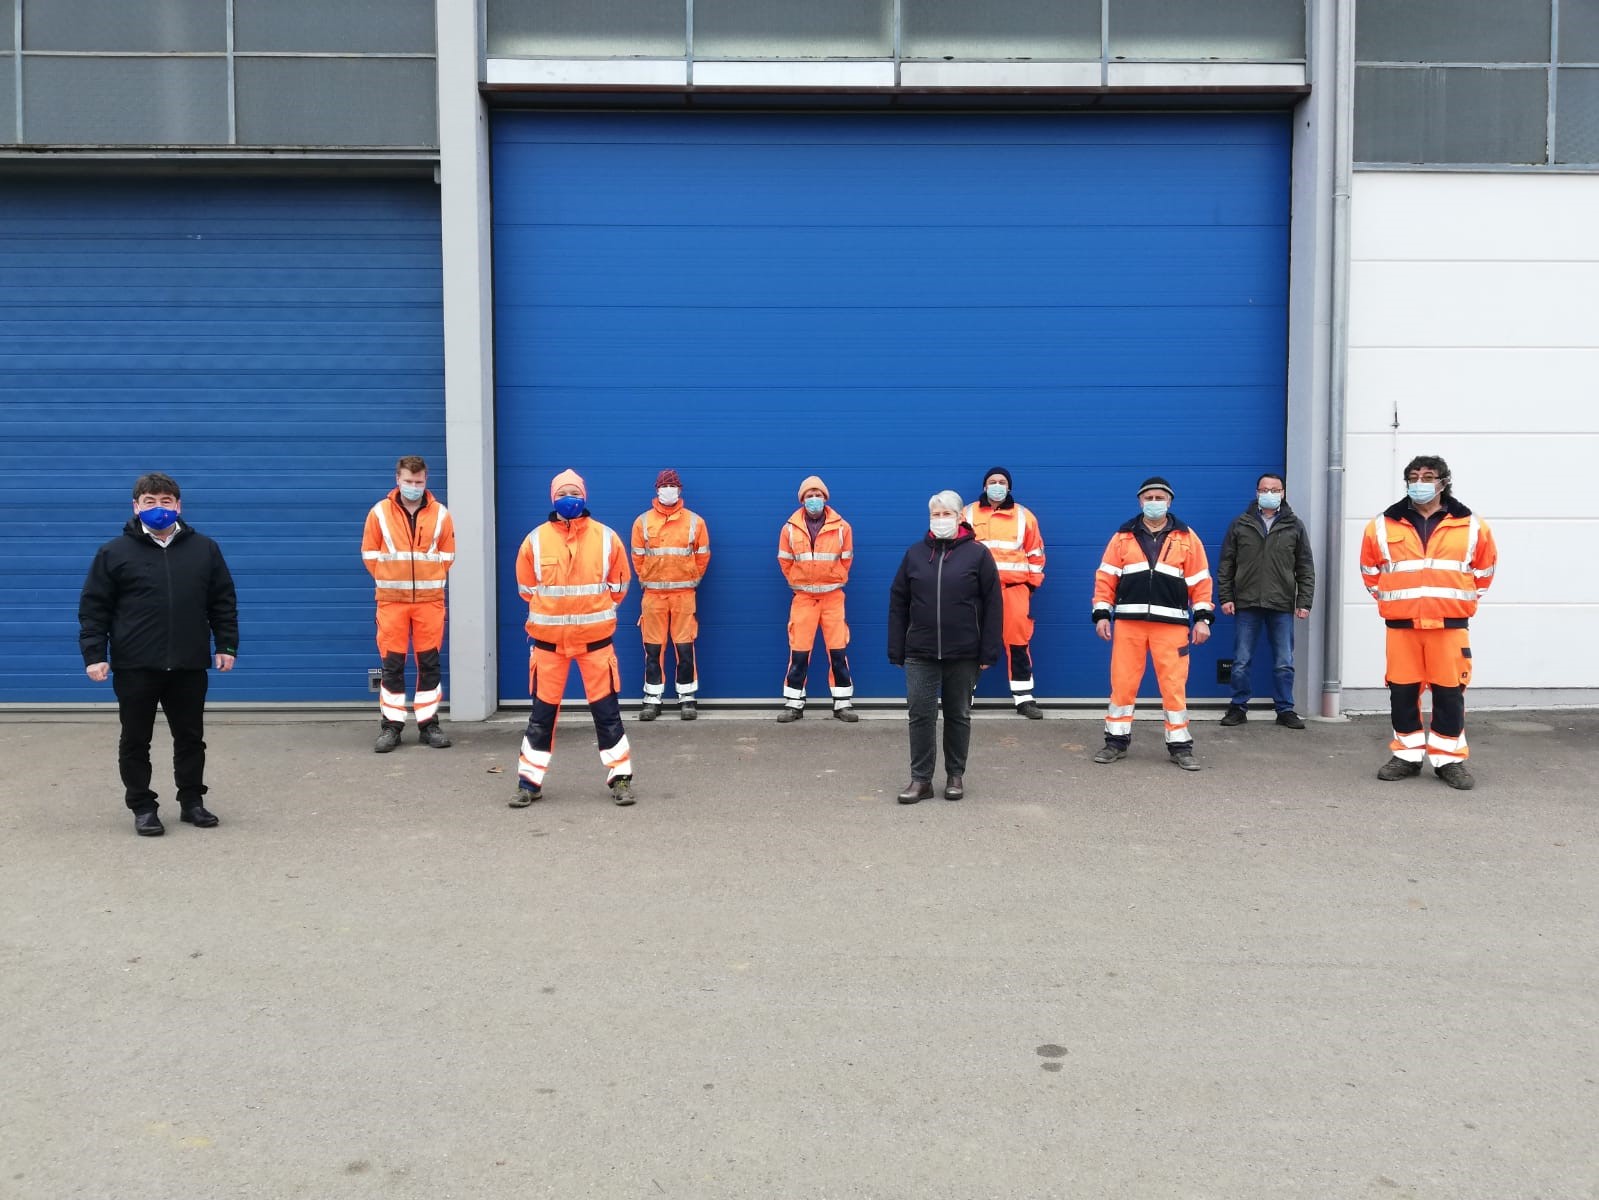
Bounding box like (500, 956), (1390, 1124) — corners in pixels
(887, 490), (1004, 803)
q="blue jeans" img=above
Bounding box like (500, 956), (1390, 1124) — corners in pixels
(1230, 608), (1296, 711)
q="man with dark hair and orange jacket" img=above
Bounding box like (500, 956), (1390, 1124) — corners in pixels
(631, 468), (711, 721)
(777, 475), (858, 723)
(964, 466), (1047, 718)
(512, 469), (635, 807)
(1091, 476), (1214, 771)
(1359, 454), (1497, 791)
(362, 455), (455, 753)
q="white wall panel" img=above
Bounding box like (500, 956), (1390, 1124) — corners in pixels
(1353, 173), (1599, 262)
(1349, 261), (1599, 348)
(1347, 348), (1599, 435)
(1341, 604), (1598, 690)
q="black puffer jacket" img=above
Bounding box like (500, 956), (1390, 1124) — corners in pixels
(887, 525), (1003, 666)
(79, 519), (239, 669)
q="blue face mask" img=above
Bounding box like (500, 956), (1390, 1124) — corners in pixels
(399, 484), (426, 503)
(804, 497), (826, 517)
(986, 483), (1008, 504)
(1406, 481), (1438, 504)
(138, 506), (178, 531)
(1257, 491), (1282, 511)
(554, 494), (586, 520)
(1141, 500), (1169, 521)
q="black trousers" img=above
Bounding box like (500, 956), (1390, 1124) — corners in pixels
(112, 668), (209, 813)
(904, 657), (981, 782)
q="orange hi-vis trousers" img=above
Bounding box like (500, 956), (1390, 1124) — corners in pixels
(376, 601), (445, 729)
(1386, 626), (1472, 767)
(1001, 583), (1037, 706)
(640, 590), (699, 702)
(1104, 621), (1192, 749)
(517, 642), (632, 790)
(783, 589), (853, 712)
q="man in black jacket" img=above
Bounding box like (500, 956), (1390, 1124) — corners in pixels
(79, 473), (239, 837)
(1216, 472), (1315, 729)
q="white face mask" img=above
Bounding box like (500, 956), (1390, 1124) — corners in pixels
(657, 487), (680, 505)
(929, 516), (958, 540)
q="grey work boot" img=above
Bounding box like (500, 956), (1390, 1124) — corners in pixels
(1434, 762), (1475, 791)
(1377, 756), (1423, 781)
(374, 727), (402, 754)
(1092, 744), (1127, 764)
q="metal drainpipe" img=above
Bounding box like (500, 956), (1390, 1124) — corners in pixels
(1321, 0), (1356, 719)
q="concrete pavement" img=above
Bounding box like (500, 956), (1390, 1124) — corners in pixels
(2, 708), (1596, 1199)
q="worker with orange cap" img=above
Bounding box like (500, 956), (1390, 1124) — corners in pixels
(512, 469), (635, 807)
(630, 468), (711, 721)
(777, 475), (857, 722)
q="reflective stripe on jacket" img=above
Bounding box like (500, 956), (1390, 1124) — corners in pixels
(962, 500), (1045, 587)
(1359, 498), (1497, 628)
(516, 516), (630, 643)
(1092, 514), (1214, 626)
(630, 501), (711, 592)
(362, 489), (455, 604)
(778, 507), (853, 593)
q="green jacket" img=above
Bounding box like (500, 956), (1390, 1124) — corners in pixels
(1217, 503), (1316, 612)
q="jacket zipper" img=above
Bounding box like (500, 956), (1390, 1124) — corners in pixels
(935, 543), (945, 659)
(162, 544), (175, 670)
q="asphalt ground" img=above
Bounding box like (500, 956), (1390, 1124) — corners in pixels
(2, 707), (1596, 1200)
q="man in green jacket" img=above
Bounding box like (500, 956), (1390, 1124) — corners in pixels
(1217, 473), (1315, 729)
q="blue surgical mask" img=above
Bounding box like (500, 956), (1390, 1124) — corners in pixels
(1406, 481), (1437, 504)
(1141, 500), (1169, 521)
(138, 506), (178, 531)
(986, 483), (1008, 504)
(399, 484), (426, 503)
(554, 494), (586, 520)
(804, 497), (826, 517)
(1257, 491), (1282, 511)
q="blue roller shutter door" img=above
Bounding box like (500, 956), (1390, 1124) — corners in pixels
(492, 113), (1288, 703)
(2, 179), (444, 702)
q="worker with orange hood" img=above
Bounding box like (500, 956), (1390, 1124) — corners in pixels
(777, 475), (857, 722)
(630, 468), (711, 721)
(512, 469), (635, 807)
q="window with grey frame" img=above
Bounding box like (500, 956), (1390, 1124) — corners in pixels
(2, 0), (437, 150)
(1355, 0), (1599, 166)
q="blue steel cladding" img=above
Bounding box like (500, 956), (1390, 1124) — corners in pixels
(494, 112), (1290, 703)
(2, 180), (444, 702)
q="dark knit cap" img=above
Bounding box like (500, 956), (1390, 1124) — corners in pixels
(1136, 476), (1175, 499)
(982, 466), (1012, 490)
(655, 468), (682, 490)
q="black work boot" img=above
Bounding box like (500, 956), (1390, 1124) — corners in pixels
(1376, 756), (1423, 781)
(1275, 711), (1306, 730)
(374, 726), (402, 754)
(638, 703), (661, 722)
(777, 706), (803, 723)
(419, 722), (451, 748)
(1435, 762), (1475, 790)
(1220, 705), (1247, 727)
(1016, 701), (1043, 720)
(1092, 744), (1127, 764)
(679, 700), (697, 721)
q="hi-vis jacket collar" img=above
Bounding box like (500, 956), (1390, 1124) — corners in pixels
(1117, 511), (1192, 535)
(1384, 496), (1472, 522)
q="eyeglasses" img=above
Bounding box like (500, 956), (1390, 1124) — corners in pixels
(1405, 472), (1442, 482)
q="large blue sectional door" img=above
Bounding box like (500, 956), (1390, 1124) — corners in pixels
(492, 113), (1289, 704)
(3, 179), (443, 703)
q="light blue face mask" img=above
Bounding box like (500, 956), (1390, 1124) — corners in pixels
(986, 483), (1008, 504)
(1406, 481), (1438, 504)
(1257, 491), (1282, 511)
(554, 494), (586, 520)
(399, 484), (426, 503)
(1141, 500), (1169, 521)
(804, 497), (826, 517)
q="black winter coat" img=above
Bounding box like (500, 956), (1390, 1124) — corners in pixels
(78, 520), (239, 670)
(1217, 503), (1316, 612)
(888, 526), (1004, 666)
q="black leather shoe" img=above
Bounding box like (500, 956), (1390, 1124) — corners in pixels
(1016, 701), (1043, 720)
(638, 703), (661, 722)
(180, 805), (219, 828)
(777, 707), (803, 723)
(943, 776), (965, 801)
(133, 811), (164, 837)
(897, 780), (934, 804)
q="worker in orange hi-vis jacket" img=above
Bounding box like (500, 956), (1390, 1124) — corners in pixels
(630, 468), (711, 722)
(777, 475), (857, 724)
(361, 455), (455, 755)
(1090, 476), (1214, 772)
(1359, 454), (1497, 793)
(512, 469), (635, 808)
(963, 466), (1047, 718)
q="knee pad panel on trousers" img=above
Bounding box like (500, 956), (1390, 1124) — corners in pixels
(785, 651), (810, 691)
(643, 643), (664, 686)
(675, 642), (696, 685)
(381, 651), (407, 690)
(415, 647), (441, 691)
(1388, 681), (1424, 733)
(827, 648), (853, 688)
(1428, 684), (1466, 737)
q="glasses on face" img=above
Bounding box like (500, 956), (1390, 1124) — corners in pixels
(1406, 473), (1442, 483)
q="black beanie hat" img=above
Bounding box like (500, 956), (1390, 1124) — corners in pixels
(982, 466), (1013, 491)
(1136, 476), (1175, 500)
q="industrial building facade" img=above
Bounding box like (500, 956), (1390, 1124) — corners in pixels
(6, 0), (1596, 714)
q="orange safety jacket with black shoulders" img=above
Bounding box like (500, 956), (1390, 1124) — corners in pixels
(1359, 497), (1497, 629)
(777, 507), (853, 593)
(1092, 514), (1214, 627)
(962, 498), (1045, 588)
(516, 513), (630, 651)
(630, 501), (711, 593)
(362, 488), (455, 604)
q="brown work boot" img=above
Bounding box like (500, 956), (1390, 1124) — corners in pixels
(896, 780), (933, 804)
